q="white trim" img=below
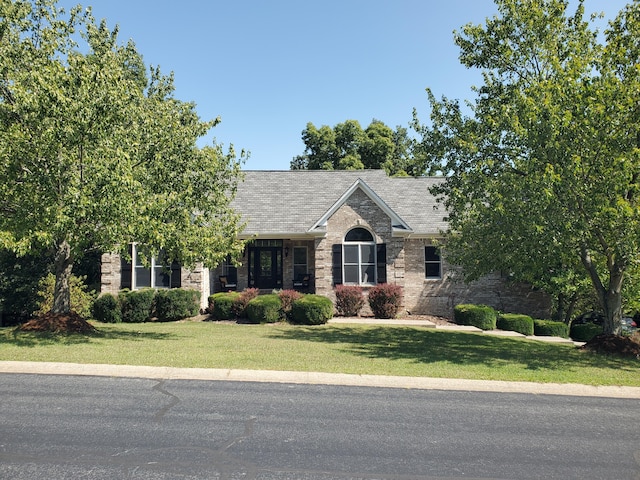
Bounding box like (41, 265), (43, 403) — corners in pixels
(307, 178), (413, 236)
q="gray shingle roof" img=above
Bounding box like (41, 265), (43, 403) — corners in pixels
(231, 170), (447, 237)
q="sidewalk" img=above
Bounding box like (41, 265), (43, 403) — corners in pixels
(328, 317), (584, 346)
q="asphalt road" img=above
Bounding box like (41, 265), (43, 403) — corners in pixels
(1, 373), (638, 479)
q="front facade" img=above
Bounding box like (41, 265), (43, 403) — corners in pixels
(101, 170), (550, 318)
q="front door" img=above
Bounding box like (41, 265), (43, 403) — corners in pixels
(249, 246), (283, 289)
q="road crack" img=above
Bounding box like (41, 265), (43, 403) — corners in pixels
(152, 380), (180, 422)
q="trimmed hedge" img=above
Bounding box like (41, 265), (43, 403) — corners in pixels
(290, 295), (333, 325)
(497, 313), (534, 336)
(453, 304), (497, 330)
(232, 288), (259, 318)
(246, 294), (282, 324)
(570, 322), (603, 342)
(119, 288), (155, 323)
(92, 293), (121, 323)
(334, 285), (365, 317)
(534, 319), (569, 338)
(208, 292), (240, 320)
(154, 289), (200, 322)
(368, 283), (403, 319)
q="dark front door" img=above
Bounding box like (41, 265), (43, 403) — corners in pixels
(249, 247), (282, 289)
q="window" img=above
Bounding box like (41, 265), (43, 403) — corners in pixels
(221, 255), (237, 282)
(425, 246), (442, 279)
(121, 244), (180, 290)
(293, 246), (308, 279)
(343, 227), (376, 285)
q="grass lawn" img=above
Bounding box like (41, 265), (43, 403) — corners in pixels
(1, 320), (639, 387)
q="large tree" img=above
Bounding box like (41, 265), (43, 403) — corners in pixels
(0, 0), (247, 317)
(291, 119), (412, 175)
(414, 0), (640, 334)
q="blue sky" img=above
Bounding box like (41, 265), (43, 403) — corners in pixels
(56, 0), (630, 170)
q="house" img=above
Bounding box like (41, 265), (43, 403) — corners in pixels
(101, 170), (550, 318)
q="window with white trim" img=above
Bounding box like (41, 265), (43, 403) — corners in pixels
(131, 244), (180, 290)
(425, 246), (442, 279)
(343, 227), (376, 285)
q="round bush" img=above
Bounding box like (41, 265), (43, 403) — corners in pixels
(570, 322), (603, 342)
(334, 285), (365, 317)
(278, 289), (303, 322)
(290, 295), (333, 325)
(119, 288), (155, 323)
(497, 313), (534, 336)
(367, 283), (403, 319)
(246, 294), (283, 324)
(208, 292), (240, 320)
(92, 293), (121, 323)
(453, 304), (497, 330)
(534, 319), (569, 338)
(154, 289), (200, 322)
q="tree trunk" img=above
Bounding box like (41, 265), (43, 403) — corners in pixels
(52, 239), (73, 314)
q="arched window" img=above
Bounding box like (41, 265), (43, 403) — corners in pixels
(343, 227), (376, 285)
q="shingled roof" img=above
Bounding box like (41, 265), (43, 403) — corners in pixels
(230, 170), (447, 238)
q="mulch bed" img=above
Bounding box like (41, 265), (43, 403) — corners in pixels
(18, 312), (97, 334)
(582, 334), (640, 359)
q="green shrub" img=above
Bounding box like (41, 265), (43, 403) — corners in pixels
(334, 285), (365, 317)
(534, 319), (569, 338)
(367, 283), (403, 319)
(453, 304), (497, 330)
(119, 288), (155, 323)
(246, 294), (282, 324)
(232, 288), (260, 318)
(290, 295), (333, 325)
(154, 289), (200, 322)
(35, 273), (96, 318)
(278, 289), (303, 322)
(497, 313), (534, 336)
(92, 293), (121, 323)
(570, 322), (602, 342)
(208, 292), (240, 320)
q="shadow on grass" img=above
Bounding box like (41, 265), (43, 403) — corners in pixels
(269, 325), (637, 372)
(0, 326), (177, 348)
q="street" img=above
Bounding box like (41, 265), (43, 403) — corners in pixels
(0, 373), (638, 479)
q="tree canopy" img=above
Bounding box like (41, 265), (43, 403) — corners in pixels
(0, 0), (247, 316)
(291, 119), (418, 176)
(414, 0), (640, 334)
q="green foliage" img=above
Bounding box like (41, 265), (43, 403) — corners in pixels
(497, 313), (534, 336)
(91, 293), (121, 323)
(290, 295), (333, 325)
(291, 120), (415, 176)
(367, 284), (403, 319)
(334, 285), (365, 317)
(119, 289), (155, 323)
(0, 0), (246, 316)
(534, 320), (569, 338)
(232, 288), (259, 318)
(570, 323), (603, 342)
(413, 0), (640, 334)
(277, 289), (303, 322)
(208, 292), (240, 320)
(35, 273), (96, 318)
(154, 289), (200, 322)
(454, 304), (497, 331)
(246, 294), (282, 324)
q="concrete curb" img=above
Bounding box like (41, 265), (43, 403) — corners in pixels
(1, 361), (639, 399)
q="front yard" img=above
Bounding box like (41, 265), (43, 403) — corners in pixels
(1, 320), (639, 387)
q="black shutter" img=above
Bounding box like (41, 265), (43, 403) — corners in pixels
(332, 244), (342, 285)
(120, 244), (133, 290)
(376, 243), (387, 284)
(170, 261), (181, 288)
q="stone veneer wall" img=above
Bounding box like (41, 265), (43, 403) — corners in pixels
(402, 238), (551, 319)
(100, 253), (209, 311)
